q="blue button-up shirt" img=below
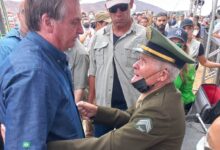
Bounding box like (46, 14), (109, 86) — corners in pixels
(0, 32), (84, 150)
(0, 28), (23, 64)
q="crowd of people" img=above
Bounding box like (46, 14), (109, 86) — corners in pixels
(0, 0), (220, 149)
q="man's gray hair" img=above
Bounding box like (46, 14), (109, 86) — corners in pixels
(25, 0), (67, 31)
(162, 62), (180, 82)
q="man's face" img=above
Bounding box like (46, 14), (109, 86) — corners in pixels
(108, 3), (132, 28)
(53, 0), (83, 50)
(96, 21), (108, 30)
(131, 55), (161, 85)
(137, 15), (142, 22)
(183, 25), (193, 39)
(180, 15), (184, 21)
(155, 16), (167, 31)
(139, 18), (148, 27)
(193, 17), (199, 23)
(17, 1), (28, 35)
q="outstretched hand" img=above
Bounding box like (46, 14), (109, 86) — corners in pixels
(0, 124), (5, 143)
(77, 101), (98, 120)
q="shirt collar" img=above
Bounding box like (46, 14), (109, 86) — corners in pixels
(104, 19), (137, 36)
(5, 27), (24, 40)
(27, 32), (68, 67)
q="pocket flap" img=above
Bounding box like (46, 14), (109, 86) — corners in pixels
(94, 42), (109, 50)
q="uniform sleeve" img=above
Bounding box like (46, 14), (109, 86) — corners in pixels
(93, 106), (134, 128)
(48, 105), (171, 150)
(73, 50), (89, 90)
(2, 69), (60, 150)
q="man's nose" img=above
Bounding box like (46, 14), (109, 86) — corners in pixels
(78, 23), (84, 35)
(115, 8), (124, 14)
(133, 61), (139, 69)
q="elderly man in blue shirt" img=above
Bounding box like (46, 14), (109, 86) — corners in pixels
(0, 0), (85, 149)
(0, 0), (28, 64)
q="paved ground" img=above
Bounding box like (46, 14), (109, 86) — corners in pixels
(181, 122), (210, 150)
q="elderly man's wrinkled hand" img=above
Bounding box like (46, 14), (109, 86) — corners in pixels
(77, 101), (98, 120)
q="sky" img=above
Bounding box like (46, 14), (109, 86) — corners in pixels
(7, 0), (216, 16)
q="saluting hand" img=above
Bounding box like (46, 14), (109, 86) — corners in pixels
(77, 101), (98, 120)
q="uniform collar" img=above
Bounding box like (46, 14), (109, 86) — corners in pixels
(144, 82), (175, 101)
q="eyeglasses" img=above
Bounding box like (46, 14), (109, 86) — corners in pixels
(108, 4), (128, 13)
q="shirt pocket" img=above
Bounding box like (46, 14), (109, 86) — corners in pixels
(94, 42), (108, 67)
(125, 47), (140, 67)
(124, 47), (140, 79)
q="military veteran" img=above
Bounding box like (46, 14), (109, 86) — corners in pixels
(48, 27), (195, 150)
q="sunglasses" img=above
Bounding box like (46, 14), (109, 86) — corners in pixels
(109, 4), (128, 13)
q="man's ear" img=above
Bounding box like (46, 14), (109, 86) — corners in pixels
(41, 13), (53, 33)
(158, 68), (168, 82)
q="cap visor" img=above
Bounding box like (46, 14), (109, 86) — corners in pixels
(106, 0), (130, 8)
(150, 27), (195, 64)
(167, 35), (185, 43)
(104, 18), (112, 23)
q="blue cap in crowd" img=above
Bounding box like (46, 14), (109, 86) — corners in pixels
(167, 28), (188, 43)
(180, 18), (193, 28)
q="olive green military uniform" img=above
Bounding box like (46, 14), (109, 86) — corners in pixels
(48, 83), (185, 150)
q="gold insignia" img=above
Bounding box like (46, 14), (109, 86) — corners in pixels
(140, 45), (176, 63)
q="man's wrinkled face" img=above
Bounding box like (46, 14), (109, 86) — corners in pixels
(131, 54), (161, 86)
(53, 0), (83, 50)
(155, 16), (167, 31)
